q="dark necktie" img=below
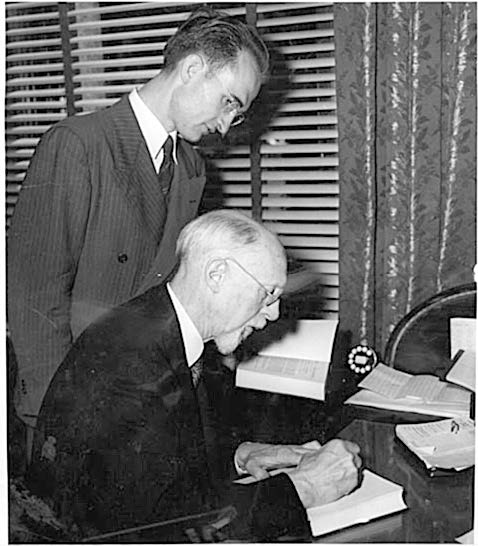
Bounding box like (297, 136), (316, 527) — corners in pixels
(191, 358), (203, 388)
(158, 135), (174, 196)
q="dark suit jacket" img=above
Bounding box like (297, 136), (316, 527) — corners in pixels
(27, 285), (309, 541)
(7, 96), (206, 420)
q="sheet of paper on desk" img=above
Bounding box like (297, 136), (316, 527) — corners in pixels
(235, 319), (338, 401)
(446, 350), (475, 392)
(235, 469), (407, 538)
(396, 418), (475, 470)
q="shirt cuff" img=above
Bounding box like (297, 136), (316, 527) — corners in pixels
(233, 446), (248, 475)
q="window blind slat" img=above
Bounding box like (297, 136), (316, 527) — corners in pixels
(206, 170), (338, 182)
(210, 157), (337, 168)
(279, 236), (338, 248)
(264, 222), (338, 235)
(206, 183), (338, 194)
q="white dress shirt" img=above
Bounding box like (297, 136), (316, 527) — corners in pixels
(129, 88), (178, 173)
(166, 283), (203, 368)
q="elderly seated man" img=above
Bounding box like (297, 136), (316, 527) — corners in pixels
(27, 210), (361, 542)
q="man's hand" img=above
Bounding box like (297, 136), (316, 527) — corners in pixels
(235, 440), (321, 480)
(287, 439), (361, 509)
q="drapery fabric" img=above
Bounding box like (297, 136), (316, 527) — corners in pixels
(334, 2), (476, 355)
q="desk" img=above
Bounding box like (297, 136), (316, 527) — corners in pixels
(313, 417), (474, 543)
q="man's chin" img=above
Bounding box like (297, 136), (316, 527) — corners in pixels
(214, 336), (240, 356)
(215, 342), (236, 356)
(178, 129), (203, 144)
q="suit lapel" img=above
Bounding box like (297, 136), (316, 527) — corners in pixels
(103, 96), (166, 240)
(148, 288), (207, 452)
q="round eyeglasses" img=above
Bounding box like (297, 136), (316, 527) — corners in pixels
(225, 257), (281, 306)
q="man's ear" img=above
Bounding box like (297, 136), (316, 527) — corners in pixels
(205, 258), (228, 293)
(179, 53), (206, 84)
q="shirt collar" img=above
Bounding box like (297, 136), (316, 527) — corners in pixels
(166, 283), (204, 368)
(129, 88), (178, 165)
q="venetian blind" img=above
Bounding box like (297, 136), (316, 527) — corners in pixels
(5, 2), (68, 223)
(5, 2), (338, 318)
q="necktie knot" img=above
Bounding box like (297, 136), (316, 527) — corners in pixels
(162, 135), (173, 161)
(191, 358), (203, 387)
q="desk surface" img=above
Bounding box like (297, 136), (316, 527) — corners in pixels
(313, 417), (474, 543)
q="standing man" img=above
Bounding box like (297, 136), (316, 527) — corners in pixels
(28, 210), (361, 541)
(7, 7), (269, 427)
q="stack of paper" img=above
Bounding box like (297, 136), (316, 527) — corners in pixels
(395, 417), (475, 471)
(235, 469), (407, 538)
(345, 364), (471, 418)
(235, 320), (338, 401)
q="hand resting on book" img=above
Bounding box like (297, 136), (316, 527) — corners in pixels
(235, 440), (322, 480)
(287, 439), (362, 509)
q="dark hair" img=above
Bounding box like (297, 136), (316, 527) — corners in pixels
(163, 7), (269, 79)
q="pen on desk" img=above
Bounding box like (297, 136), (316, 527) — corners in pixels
(451, 349), (465, 365)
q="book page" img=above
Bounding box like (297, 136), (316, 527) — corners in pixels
(345, 389), (470, 419)
(359, 365), (459, 402)
(396, 418), (475, 470)
(396, 418), (474, 451)
(358, 364), (411, 398)
(396, 375), (444, 401)
(435, 383), (471, 404)
(259, 319), (338, 361)
(239, 355), (327, 382)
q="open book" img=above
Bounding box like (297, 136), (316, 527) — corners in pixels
(235, 469), (406, 537)
(235, 319), (338, 401)
(345, 363), (471, 418)
(395, 417), (475, 471)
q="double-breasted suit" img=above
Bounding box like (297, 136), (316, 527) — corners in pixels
(7, 96), (206, 420)
(28, 285), (308, 541)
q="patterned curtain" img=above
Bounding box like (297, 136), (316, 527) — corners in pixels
(334, 2), (477, 357)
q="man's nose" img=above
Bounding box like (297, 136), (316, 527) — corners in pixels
(263, 299), (280, 322)
(216, 112), (234, 136)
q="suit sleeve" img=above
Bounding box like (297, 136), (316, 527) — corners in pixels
(7, 125), (91, 420)
(220, 473), (310, 541)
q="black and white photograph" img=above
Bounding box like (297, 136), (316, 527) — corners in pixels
(5, 1), (476, 543)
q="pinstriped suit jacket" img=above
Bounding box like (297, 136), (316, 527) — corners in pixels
(7, 96), (206, 421)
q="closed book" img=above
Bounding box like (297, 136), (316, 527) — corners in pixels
(307, 470), (407, 537)
(235, 319), (338, 401)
